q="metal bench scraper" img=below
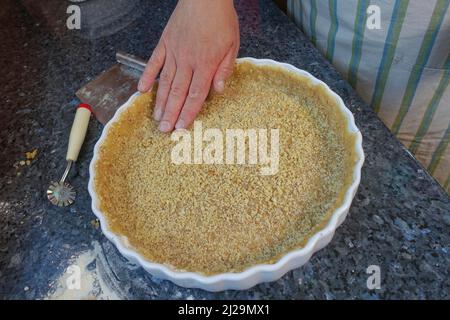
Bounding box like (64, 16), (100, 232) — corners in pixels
(76, 51), (147, 124)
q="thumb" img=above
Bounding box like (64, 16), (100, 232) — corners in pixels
(213, 46), (238, 94)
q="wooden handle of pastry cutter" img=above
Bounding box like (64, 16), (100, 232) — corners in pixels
(66, 103), (92, 162)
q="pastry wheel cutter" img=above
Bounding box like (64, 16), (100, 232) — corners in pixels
(47, 52), (147, 207)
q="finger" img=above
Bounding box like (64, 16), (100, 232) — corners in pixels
(154, 54), (176, 121)
(159, 66), (193, 132)
(138, 43), (165, 93)
(175, 68), (215, 129)
(212, 44), (238, 94)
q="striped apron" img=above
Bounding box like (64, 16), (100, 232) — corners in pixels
(287, 0), (450, 193)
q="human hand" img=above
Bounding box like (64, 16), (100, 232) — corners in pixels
(138, 0), (240, 132)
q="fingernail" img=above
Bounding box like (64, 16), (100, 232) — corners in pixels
(159, 120), (172, 132)
(175, 119), (185, 129)
(217, 80), (224, 92)
(154, 107), (163, 121)
(138, 79), (144, 92)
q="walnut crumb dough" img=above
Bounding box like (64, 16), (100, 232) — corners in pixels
(94, 61), (358, 275)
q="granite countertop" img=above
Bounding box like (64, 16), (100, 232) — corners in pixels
(0, 0), (449, 300)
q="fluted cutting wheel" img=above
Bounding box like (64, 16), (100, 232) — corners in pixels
(47, 181), (76, 207)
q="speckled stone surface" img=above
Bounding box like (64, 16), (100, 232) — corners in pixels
(0, 0), (449, 300)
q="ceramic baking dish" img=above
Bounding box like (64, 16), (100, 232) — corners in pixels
(88, 58), (364, 292)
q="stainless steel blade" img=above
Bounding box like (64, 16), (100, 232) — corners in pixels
(75, 52), (147, 124)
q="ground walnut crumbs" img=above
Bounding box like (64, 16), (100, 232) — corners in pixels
(94, 61), (358, 275)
